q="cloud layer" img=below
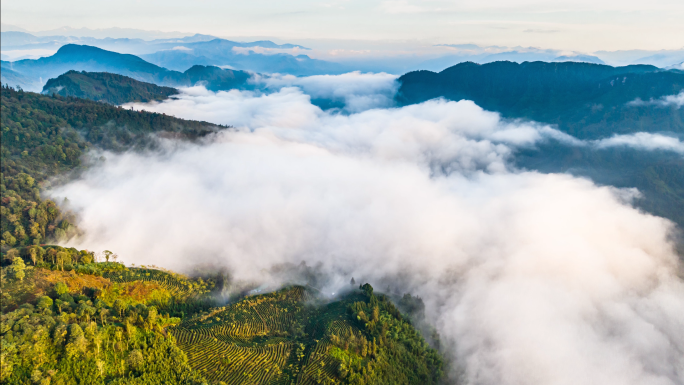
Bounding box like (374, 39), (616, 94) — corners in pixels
(57, 85), (684, 385)
(628, 91), (684, 108)
(594, 132), (684, 154)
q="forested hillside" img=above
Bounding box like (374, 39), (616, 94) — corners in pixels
(0, 245), (443, 384)
(397, 61), (684, 139)
(1, 85), (225, 248)
(43, 71), (179, 105)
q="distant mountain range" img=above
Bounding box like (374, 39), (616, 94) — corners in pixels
(1, 31), (346, 76)
(2, 44), (253, 92)
(397, 61), (684, 139)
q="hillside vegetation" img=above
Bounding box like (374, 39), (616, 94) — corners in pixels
(0, 246), (443, 385)
(1, 85), (225, 248)
(43, 71), (179, 105)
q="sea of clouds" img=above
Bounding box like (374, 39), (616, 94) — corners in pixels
(53, 74), (684, 385)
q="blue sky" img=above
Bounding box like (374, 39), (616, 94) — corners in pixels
(2, 0), (683, 51)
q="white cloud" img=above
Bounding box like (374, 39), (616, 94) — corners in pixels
(379, 0), (428, 14)
(231, 46), (306, 56)
(628, 91), (684, 108)
(57, 86), (684, 385)
(594, 133), (684, 154)
(251, 71), (399, 112)
(0, 48), (59, 61)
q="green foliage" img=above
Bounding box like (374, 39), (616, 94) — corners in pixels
(1, 84), (226, 247)
(1, 262), (443, 384)
(10, 256), (26, 281)
(339, 284), (444, 385)
(168, 284), (443, 385)
(0, 306), (206, 384)
(55, 281), (69, 296)
(43, 70), (179, 105)
(0, 260), (215, 384)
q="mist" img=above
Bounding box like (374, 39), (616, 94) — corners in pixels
(54, 83), (684, 384)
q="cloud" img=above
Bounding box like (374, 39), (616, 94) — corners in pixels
(251, 71), (399, 112)
(56, 87), (684, 385)
(231, 46), (306, 56)
(0, 48), (59, 61)
(627, 91), (684, 108)
(379, 0), (428, 14)
(523, 29), (560, 34)
(594, 133), (684, 154)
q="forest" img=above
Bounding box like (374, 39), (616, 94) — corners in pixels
(43, 71), (179, 105)
(0, 245), (443, 385)
(1, 84), (225, 249)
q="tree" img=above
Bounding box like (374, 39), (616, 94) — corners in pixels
(360, 283), (374, 297)
(56, 251), (68, 270)
(103, 250), (113, 262)
(80, 251), (94, 264)
(11, 257), (26, 281)
(350, 277), (356, 286)
(37, 296), (53, 309)
(2, 231), (17, 246)
(127, 349), (144, 371)
(29, 248), (37, 265)
(114, 299), (127, 318)
(55, 282), (69, 296)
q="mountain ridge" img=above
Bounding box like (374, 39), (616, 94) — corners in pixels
(397, 60), (684, 139)
(2, 44), (254, 92)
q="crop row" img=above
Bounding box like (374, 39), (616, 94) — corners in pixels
(103, 268), (201, 298)
(297, 338), (338, 385)
(176, 333), (292, 384)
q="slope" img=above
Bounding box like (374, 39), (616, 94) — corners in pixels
(0, 248), (444, 385)
(397, 61), (684, 139)
(1, 85), (225, 248)
(42, 70), (179, 105)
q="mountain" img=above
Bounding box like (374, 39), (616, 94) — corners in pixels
(139, 38), (345, 75)
(0, 66), (41, 90)
(594, 49), (684, 67)
(3, 44), (177, 90)
(0, 85), (225, 249)
(397, 61), (684, 139)
(397, 61), (684, 229)
(42, 70), (179, 105)
(0, 253), (443, 384)
(2, 45), (253, 92)
(2, 32), (338, 76)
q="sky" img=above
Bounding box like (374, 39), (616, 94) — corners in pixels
(2, 0), (684, 52)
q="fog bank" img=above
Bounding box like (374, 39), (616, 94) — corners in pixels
(54, 85), (684, 385)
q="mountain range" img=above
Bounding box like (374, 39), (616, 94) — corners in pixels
(397, 61), (684, 229)
(397, 61), (684, 139)
(1, 31), (346, 76)
(2, 44), (253, 92)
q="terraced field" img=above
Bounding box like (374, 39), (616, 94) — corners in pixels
(103, 267), (210, 298)
(166, 286), (368, 385)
